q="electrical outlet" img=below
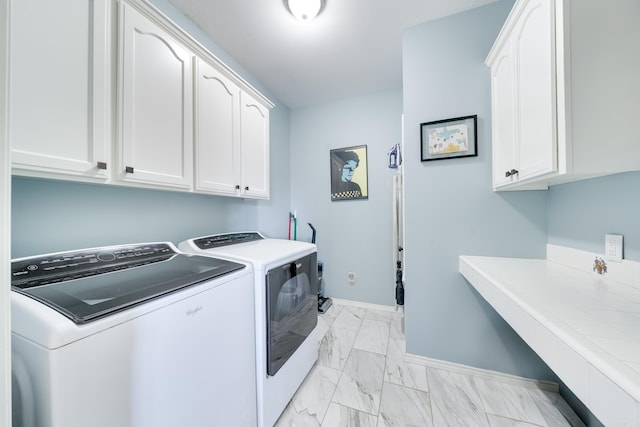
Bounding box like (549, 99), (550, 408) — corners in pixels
(605, 234), (623, 262)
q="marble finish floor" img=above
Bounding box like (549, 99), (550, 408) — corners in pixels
(275, 303), (585, 427)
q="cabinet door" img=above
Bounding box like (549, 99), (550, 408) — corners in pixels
(239, 92), (270, 199)
(194, 58), (240, 195)
(490, 39), (517, 188)
(119, 2), (193, 189)
(514, 0), (557, 180)
(10, 0), (110, 180)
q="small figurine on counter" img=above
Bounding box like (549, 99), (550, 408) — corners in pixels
(593, 257), (608, 275)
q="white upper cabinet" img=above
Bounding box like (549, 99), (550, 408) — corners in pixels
(512, 0), (556, 183)
(489, 41), (517, 188)
(194, 57), (271, 199)
(194, 58), (240, 195)
(239, 91), (270, 199)
(10, 0), (112, 181)
(9, 0), (273, 197)
(489, 0), (556, 188)
(486, 0), (640, 191)
(117, 2), (193, 190)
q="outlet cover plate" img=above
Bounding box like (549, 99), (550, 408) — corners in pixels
(605, 234), (623, 262)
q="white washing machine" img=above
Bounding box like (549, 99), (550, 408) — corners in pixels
(179, 232), (318, 427)
(11, 242), (257, 427)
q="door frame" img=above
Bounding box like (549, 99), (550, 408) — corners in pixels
(0, 0), (12, 425)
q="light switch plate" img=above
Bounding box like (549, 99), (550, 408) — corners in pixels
(605, 234), (623, 262)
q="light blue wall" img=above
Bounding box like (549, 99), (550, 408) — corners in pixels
(548, 171), (640, 261)
(11, 177), (255, 257)
(11, 0), (292, 257)
(402, 0), (557, 381)
(289, 90), (402, 305)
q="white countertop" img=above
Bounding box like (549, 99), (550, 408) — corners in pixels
(460, 246), (640, 426)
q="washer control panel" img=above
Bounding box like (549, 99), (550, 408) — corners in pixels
(12, 244), (176, 289)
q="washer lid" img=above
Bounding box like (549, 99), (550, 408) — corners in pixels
(11, 243), (245, 324)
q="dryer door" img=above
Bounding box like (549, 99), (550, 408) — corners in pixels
(265, 252), (318, 376)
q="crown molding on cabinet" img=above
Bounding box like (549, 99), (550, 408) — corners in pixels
(125, 0), (274, 110)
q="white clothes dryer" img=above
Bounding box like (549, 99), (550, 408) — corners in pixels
(179, 232), (318, 427)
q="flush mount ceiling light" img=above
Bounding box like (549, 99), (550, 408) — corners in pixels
(286, 0), (324, 21)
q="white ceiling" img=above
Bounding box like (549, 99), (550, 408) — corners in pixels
(169, 0), (497, 109)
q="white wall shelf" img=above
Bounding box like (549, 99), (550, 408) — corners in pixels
(460, 247), (640, 426)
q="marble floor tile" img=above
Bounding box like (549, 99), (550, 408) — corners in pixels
(331, 305), (366, 331)
(428, 368), (490, 427)
(321, 403), (378, 427)
(332, 349), (385, 415)
(476, 378), (546, 426)
(285, 364), (341, 424)
(316, 315), (331, 343)
(384, 338), (429, 392)
(377, 382), (433, 427)
(284, 305), (585, 427)
(389, 313), (404, 340)
(486, 413), (540, 427)
(353, 317), (390, 355)
(319, 304), (342, 327)
(318, 326), (358, 370)
(275, 406), (321, 427)
(364, 308), (394, 322)
(527, 388), (585, 427)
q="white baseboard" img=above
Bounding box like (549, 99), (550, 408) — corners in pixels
(404, 352), (559, 393)
(331, 298), (402, 314)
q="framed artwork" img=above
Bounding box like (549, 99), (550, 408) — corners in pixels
(420, 115), (477, 161)
(330, 145), (368, 201)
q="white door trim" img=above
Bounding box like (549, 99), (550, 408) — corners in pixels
(0, 0), (12, 425)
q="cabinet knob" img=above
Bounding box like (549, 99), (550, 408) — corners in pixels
(245, 186), (249, 191)
(510, 169), (519, 176)
(505, 170), (512, 177)
(235, 185), (240, 190)
(505, 169), (519, 178)
(97, 161), (107, 170)
(125, 166), (134, 174)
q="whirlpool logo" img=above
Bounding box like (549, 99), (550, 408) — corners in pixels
(185, 305), (203, 317)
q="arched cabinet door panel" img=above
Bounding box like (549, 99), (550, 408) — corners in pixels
(194, 57), (240, 195)
(118, 1), (193, 190)
(239, 92), (270, 200)
(193, 57), (271, 199)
